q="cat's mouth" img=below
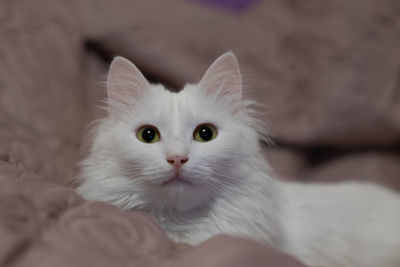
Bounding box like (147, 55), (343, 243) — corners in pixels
(162, 173), (192, 186)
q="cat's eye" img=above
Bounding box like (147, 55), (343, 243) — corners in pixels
(137, 125), (160, 143)
(193, 123), (217, 142)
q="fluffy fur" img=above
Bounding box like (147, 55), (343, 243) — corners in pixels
(77, 53), (400, 267)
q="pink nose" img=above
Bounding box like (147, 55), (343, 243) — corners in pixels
(166, 156), (188, 168)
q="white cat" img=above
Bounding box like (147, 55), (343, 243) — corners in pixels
(77, 52), (400, 267)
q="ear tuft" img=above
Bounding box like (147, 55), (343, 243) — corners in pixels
(107, 57), (151, 104)
(198, 52), (242, 105)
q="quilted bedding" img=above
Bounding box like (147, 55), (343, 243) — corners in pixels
(0, 172), (307, 266)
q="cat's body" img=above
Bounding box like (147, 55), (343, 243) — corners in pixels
(77, 53), (400, 267)
(283, 182), (400, 267)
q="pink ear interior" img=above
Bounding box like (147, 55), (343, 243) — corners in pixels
(107, 57), (151, 104)
(199, 52), (242, 104)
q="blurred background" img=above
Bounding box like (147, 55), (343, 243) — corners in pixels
(1, 0), (400, 190)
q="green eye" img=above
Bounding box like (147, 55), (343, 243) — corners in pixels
(137, 125), (160, 143)
(194, 123), (217, 142)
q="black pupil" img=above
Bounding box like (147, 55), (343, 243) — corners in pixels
(142, 128), (155, 142)
(199, 126), (212, 141)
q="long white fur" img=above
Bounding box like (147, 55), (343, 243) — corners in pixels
(77, 52), (400, 267)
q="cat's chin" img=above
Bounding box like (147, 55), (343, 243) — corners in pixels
(153, 174), (211, 211)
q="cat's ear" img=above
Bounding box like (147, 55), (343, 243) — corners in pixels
(107, 56), (151, 104)
(198, 52), (242, 105)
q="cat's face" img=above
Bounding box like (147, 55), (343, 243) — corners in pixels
(88, 53), (261, 211)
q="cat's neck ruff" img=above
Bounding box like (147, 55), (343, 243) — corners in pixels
(145, 155), (287, 246)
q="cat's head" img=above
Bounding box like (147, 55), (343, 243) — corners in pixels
(79, 52), (266, 211)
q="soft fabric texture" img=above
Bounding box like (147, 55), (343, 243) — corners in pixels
(0, 170), (307, 267)
(1, 0), (399, 266)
